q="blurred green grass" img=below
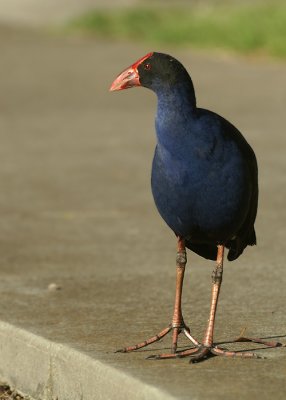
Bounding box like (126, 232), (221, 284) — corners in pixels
(70, 3), (286, 59)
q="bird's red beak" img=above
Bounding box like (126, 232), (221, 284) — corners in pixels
(109, 52), (153, 92)
(109, 66), (140, 91)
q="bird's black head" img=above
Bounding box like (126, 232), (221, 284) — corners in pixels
(137, 52), (192, 91)
(110, 52), (193, 93)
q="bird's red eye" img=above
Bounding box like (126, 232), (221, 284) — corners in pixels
(144, 63), (151, 71)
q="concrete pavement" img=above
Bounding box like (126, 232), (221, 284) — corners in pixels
(0, 25), (286, 399)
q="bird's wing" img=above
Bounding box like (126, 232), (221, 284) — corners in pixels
(220, 115), (258, 260)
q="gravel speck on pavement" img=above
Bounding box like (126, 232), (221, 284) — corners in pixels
(0, 384), (31, 400)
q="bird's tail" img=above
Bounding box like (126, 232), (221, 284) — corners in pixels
(185, 228), (256, 262)
(227, 228), (256, 261)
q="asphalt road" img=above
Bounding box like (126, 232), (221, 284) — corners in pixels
(0, 25), (286, 399)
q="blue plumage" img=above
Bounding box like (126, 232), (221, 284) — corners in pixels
(141, 54), (258, 261)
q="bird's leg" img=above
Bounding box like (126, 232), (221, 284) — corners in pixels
(186, 245), (260, 362)
(203, 244), (224, 348)
(116, 236), (199, 354)
(171, 237), (188, 353)
(148, 245), (258, 361)
(147, 245), (226, 361)
(183, 245), (270, 363)
(198, 246), (284, 356)
(170, 237), (198, 352)
(185, 245), (226, 362)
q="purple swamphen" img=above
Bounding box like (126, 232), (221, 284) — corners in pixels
(110, 52), (282, 362)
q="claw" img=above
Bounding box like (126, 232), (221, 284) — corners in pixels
(115, 348), (127, 353)
(146, 354), (160, 360)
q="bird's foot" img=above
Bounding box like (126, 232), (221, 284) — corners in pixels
(146, 329), (285, 362)
(147, 344), (261, 363)
(115, 324), (199, 353)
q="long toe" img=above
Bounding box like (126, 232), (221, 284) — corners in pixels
(234, 335), (285, 348)
(146, 347), (199, 360)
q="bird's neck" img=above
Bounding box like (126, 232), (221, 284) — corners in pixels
(155, 81), (197, 151)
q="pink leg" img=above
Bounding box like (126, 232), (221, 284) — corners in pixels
(187, 246), (261, 362)
(116, 237), (199, 354)
(147, 245), (225, 361)
(148, 245), (268, 362)
(186, 245), (283, 362)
